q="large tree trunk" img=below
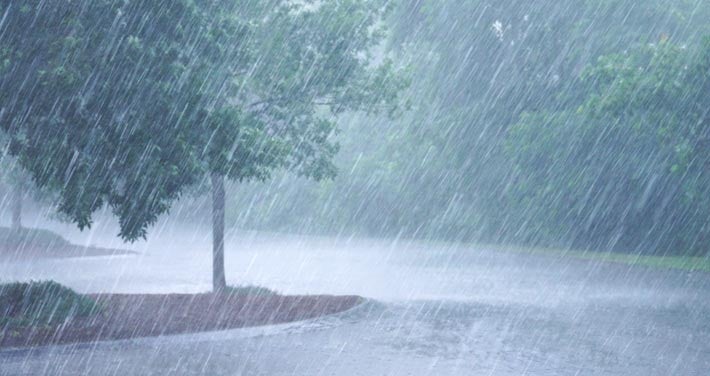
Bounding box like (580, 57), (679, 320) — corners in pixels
(211, 172), (227, 293)
(11, 181), (22, 232)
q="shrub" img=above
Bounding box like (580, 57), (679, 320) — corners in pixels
(0, 281), (99, 327)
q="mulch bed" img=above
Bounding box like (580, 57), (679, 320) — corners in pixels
(0, 293), (363, 349)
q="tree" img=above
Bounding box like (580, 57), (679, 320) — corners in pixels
(222, 0), (710, 246)
(267, 0), (710, 246)
(387, 0), (710, 245)
(1, 0), (250, 284)
(200, 0), (405, 291)
(1, 0), (219, 239)
(0, 0), (404, 291)
(505, 37), (710, 254)
(0, 140), (58, 233)
(8, 164), (25, 232)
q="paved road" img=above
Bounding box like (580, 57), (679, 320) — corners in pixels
(1, 223), (709, 375)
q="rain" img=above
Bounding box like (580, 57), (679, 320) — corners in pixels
(1, 0), (709, 375)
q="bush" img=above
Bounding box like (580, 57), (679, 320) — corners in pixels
(0, 281), (99, 327)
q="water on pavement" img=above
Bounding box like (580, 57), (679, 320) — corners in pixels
(1, 221), (708, 375)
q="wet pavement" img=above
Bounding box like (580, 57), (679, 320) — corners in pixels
(1, 222), (709, 375)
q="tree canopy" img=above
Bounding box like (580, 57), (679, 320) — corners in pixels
(0, 0), (404, 241)
(507, 38), (710, 253)
(217, 0), (710, 256)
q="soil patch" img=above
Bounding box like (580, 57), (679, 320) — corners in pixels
(0, 293), (363, 349)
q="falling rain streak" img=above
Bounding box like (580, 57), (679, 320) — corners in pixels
(0, 1), (709, 375)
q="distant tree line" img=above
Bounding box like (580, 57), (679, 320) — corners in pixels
(225, 0), (710, 256)
(507, 38), (710, 254)
(3, 0), (708, 258)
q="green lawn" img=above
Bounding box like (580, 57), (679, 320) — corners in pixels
(0, 227), (69, 249)
(224, 285), (278, 296)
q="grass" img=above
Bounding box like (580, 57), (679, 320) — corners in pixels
(0, 227), (69, 249)
(224, 285), (279, 297)
(495, 244), (710, 272)
(0, 281), (100, 328)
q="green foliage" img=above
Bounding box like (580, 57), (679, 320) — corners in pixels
(506, 38), (710, 254)
(0, 143), (59, 214)
(1, 0), (234, 240)
(219, 0), (710, 256)
(0, 281), (99, 327)
(0, 1), (404, 241)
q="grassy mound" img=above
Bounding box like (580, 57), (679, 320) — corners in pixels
(224, 285), (279, 297)
(0, 281), (100, 327)
(0, 227), (70, 250)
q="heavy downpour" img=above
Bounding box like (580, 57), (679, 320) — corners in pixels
(0, 1), (709, 375)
